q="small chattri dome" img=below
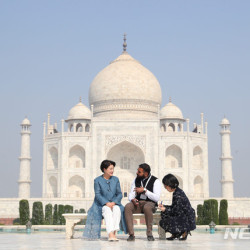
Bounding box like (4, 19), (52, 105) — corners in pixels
(67, 101), (91, 120)
(220, 117), (230, 125)
(160, 101), (183, 120)
(21, 117), (31, 125)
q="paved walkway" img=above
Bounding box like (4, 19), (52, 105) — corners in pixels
(0, 230), (249, 250)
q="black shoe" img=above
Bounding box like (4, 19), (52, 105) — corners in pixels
(147, 235), (155, 241)
(166, 233), (180, 240)
(127, 235), (135, 241)
(166, 237), (174, 240)
(166, 235), (176, 240)
(179, 231), (191, 241)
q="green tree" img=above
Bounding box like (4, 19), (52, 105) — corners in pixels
(58, 204), (65, 225)
(79, 208), (86, 213)
(53, 204), (59, 225)
(32, 201), (44, 225)
(196, 204), (204, 225)
(203, 199), (219, 225)
(219, 199), (229, 225)
(64, 205), (73, 214)
(13, 218), (20, 225)
(19, 199), (30, 225)
(44, 204), (53, 225)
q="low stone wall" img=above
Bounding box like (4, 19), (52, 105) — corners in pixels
(229, 217), (250, 225)
(0, 218), (15, 225)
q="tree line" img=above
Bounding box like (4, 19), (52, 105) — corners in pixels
(19, 198), (229, 225)
(19, 200), (86, 225)
(196, 199), (229, 225)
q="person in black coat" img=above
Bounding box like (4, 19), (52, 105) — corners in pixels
(158, 174), (196, 240)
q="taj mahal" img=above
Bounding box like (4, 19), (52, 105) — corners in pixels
(0, 37), (249, 220)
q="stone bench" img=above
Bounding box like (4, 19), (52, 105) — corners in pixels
(63, 213), (87, 239)
(63, 212), (166, 239)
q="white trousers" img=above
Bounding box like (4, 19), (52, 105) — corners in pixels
(102, 205), (121, 234)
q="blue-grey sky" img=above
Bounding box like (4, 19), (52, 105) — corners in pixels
(0, 0), (249, 198)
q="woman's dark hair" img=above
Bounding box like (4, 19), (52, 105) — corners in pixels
(162, 174), (179, 189)
(138, 163), (151, 174)
(100, 160), (116, 173)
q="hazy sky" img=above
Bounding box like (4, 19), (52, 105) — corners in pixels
(0, 1), (249, 198)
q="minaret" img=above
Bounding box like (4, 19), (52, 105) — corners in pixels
(220, 117), (234, 198)
(18, 117), (32, 198)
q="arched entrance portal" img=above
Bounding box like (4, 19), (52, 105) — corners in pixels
(68, 175), (85, 198)
(107, 141), (145, 198)
(165, 144), (182, 168)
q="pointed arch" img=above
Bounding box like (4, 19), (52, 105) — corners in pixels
(168, 123), (175, 132)
(85, 124), (90, 132)
(193, 146), (203, 169)
(69, 145), (85, 168)
(107, 141), (145, 172)
(161, 124), (166, 132)
(69, 124), (73, 132)
(107, 141), (145, 197)
(194, 175), (203, 197)
(68, 175), (85, 198)
(178, 123), (182, 132)
(47, 147), (58, 170)
(165, 144), (182, 168)
(76, 123), (83, 132)
(47, 176), (57, 198)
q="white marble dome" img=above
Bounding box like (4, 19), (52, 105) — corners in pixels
(89, 51), (162, 118)
(21, 117), (31, 125)
(67, 101), (91, 120)
(160, 101), (183, 119)
(220, 117), (230, 125)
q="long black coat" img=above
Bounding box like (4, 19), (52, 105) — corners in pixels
(160, 187), (196, 234)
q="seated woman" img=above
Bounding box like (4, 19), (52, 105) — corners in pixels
(83, 160), (127, 241)
(158, 174), (196, 240)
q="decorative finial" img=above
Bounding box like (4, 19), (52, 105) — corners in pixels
(79, 97), (82, 103)
(169, 97), (172, 103)
(123, 33), (127, 52)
